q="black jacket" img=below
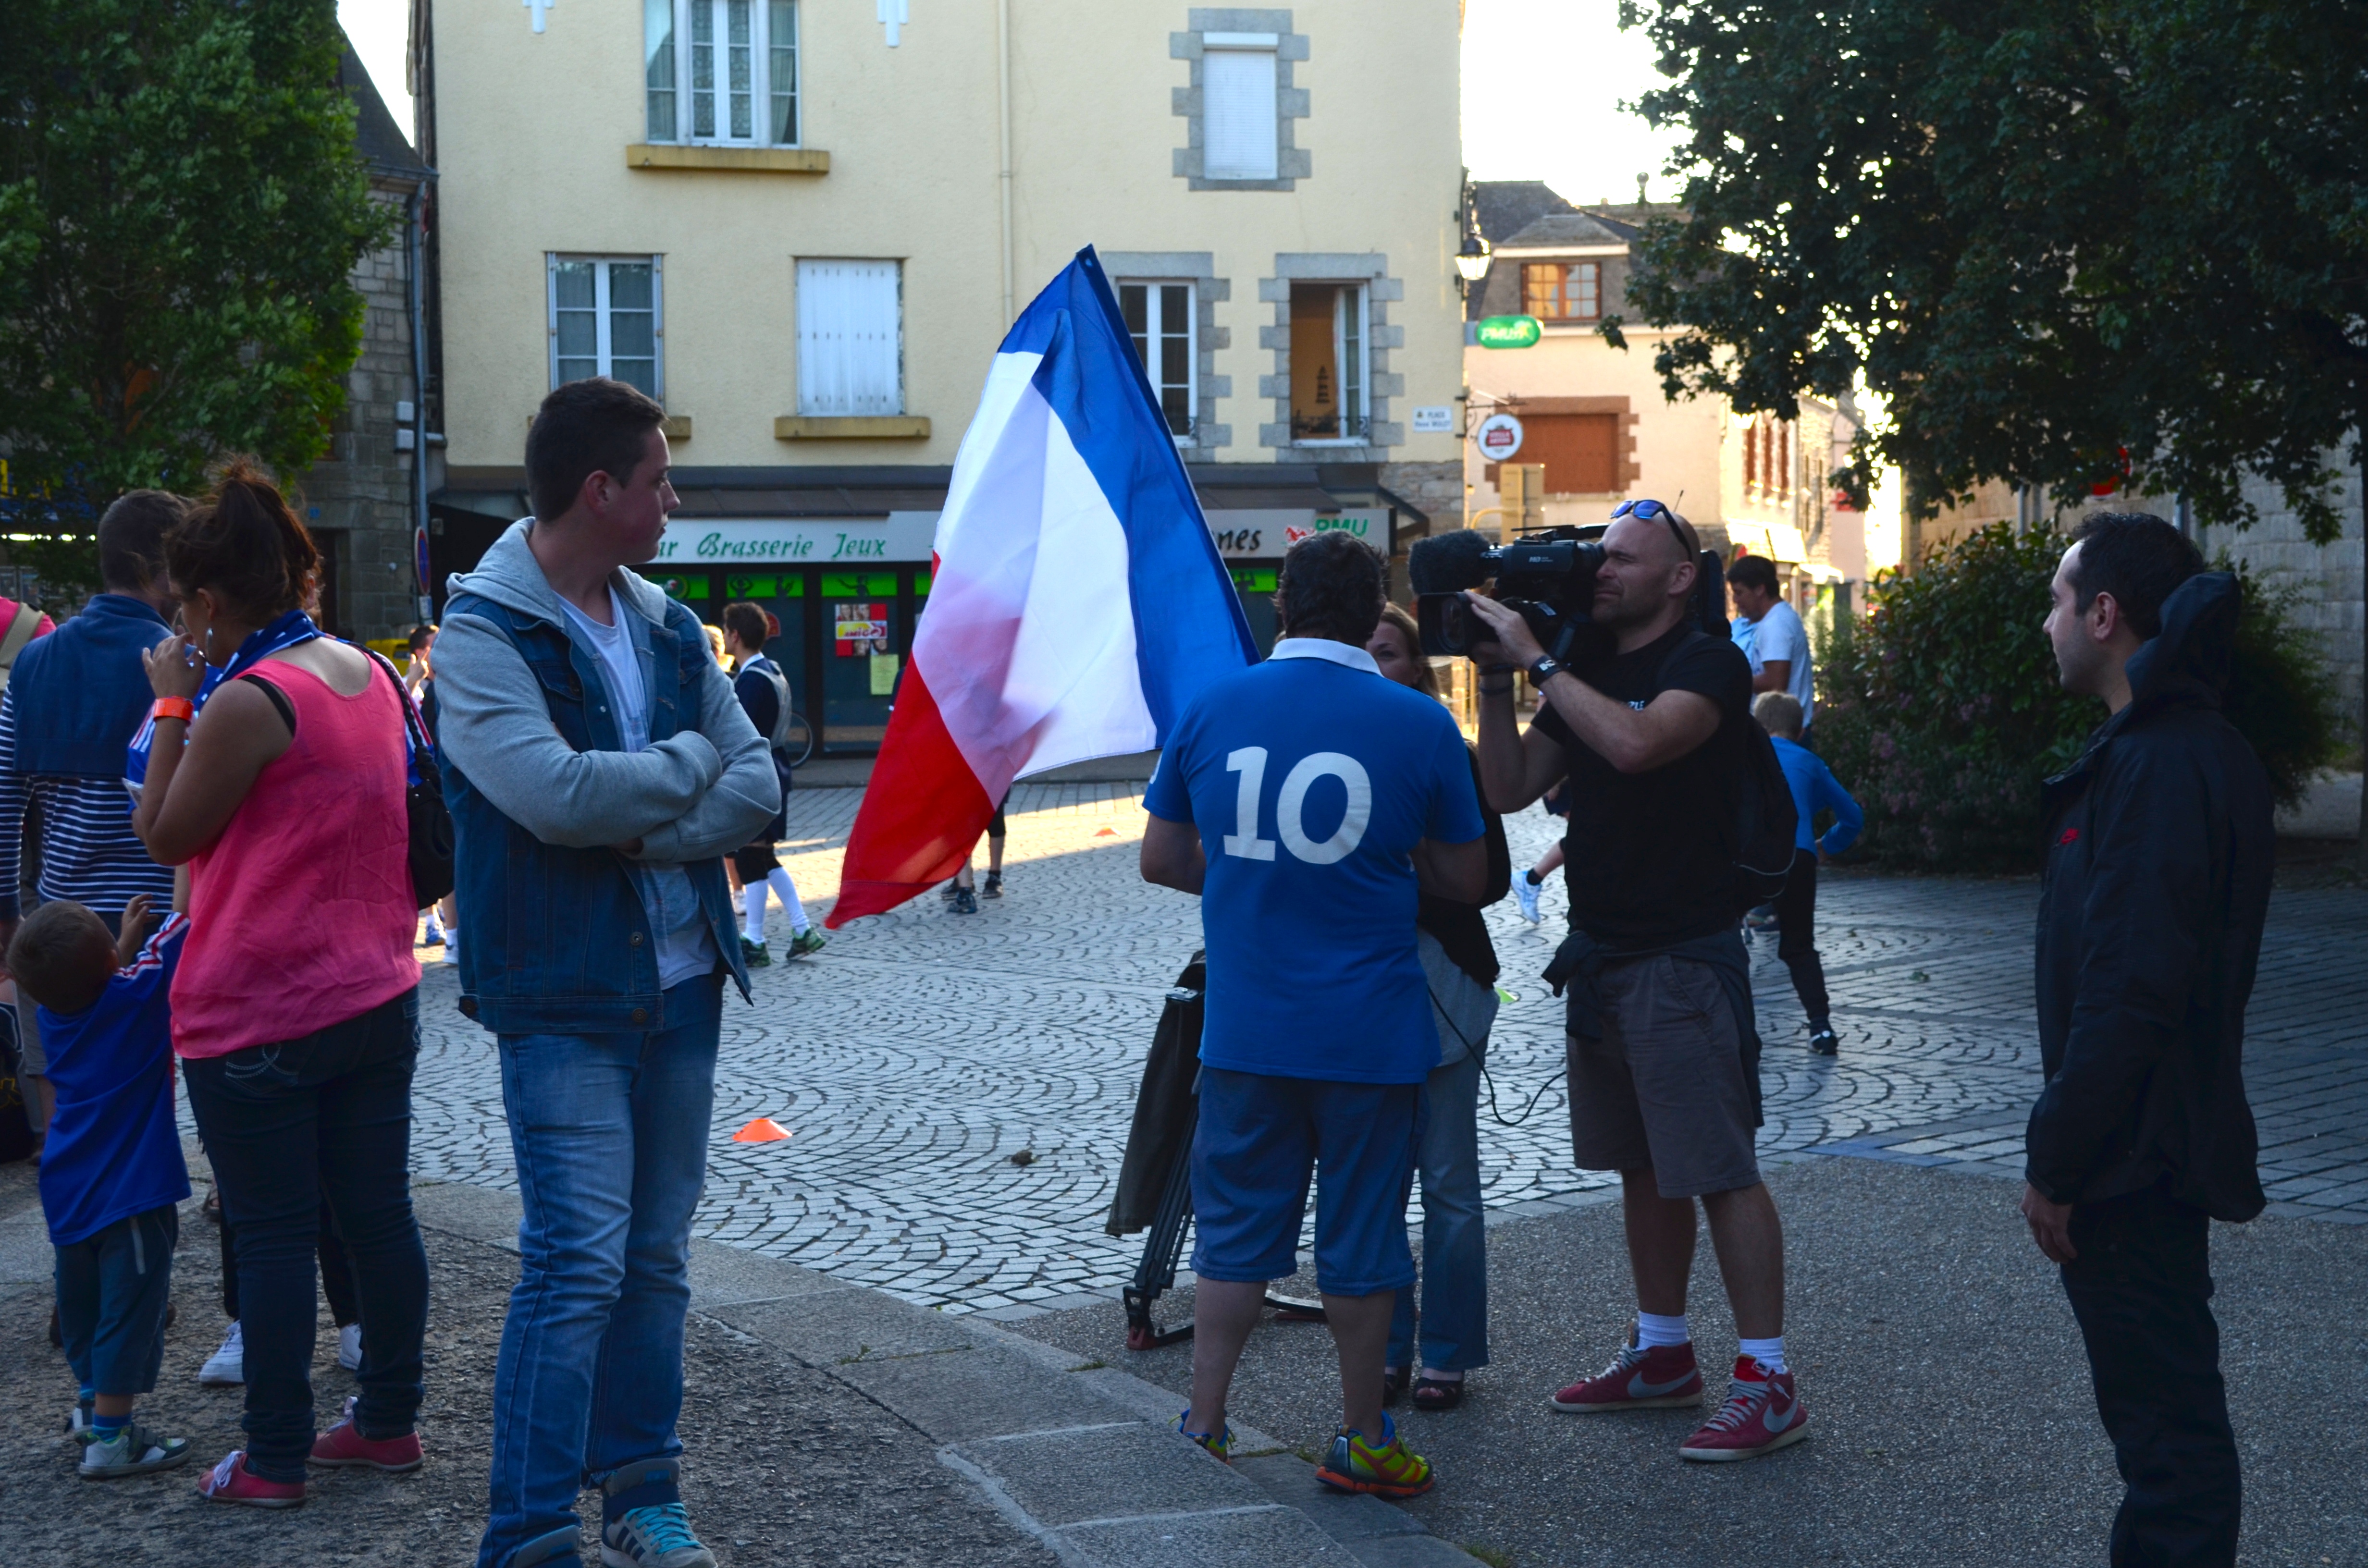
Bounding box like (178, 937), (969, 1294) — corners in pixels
(1417, 746), (1511, 986)
(2026, 572), (2272, 1221)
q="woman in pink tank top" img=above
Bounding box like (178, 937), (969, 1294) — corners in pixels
(131, 463), (428, 1505)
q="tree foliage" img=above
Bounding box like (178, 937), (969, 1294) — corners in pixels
(1814, 522), (2343, 872)
(1613, 0), (2368, 540)
(0, 0), (386, 570)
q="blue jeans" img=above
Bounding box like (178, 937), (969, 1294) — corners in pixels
(1388, 1052), (1490, 1374)
(56, 1204), (178, 1398)
(183, 989), (429, 1480)
(479, 976), (721, 1568)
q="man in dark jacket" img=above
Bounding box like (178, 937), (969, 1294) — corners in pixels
(2023, 512), (2272, 1568)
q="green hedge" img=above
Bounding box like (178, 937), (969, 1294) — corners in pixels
(1813, 522), (2343, 872)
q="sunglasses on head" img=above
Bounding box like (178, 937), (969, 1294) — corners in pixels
(1610, 498), (1696, 560)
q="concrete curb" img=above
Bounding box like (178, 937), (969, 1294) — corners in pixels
(402, 1180), (1474, 1568)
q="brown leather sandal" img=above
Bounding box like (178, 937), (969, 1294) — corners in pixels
(1411, 1376), (1465, 1411)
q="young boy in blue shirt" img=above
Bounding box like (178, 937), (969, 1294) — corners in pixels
(12, 892), (194, 1478)
(1752, 693), (1862, 1055)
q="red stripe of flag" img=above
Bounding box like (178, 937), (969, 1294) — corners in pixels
(824, 658), (995, 928)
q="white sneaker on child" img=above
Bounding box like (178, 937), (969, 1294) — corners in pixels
(200, 1321), (244, 1386)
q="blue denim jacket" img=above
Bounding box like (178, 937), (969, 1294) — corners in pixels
(441, 587), (751, 1034)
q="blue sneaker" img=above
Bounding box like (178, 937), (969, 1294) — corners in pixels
(601, 1502), (717, 1568)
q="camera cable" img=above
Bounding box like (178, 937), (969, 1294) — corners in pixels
(1427, 982), (1567, 1129)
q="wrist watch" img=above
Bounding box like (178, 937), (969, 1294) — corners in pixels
(1527, 654), (1565, 686)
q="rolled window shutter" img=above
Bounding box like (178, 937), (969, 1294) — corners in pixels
(1202, 49), (1277, 180)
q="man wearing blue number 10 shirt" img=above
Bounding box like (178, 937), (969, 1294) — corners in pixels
(1141, 531), (1486, 1501)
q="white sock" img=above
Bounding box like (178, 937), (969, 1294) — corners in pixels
(1738, 1335), (1786, 1374)
(767, 867), (808, 934)
(742, 884), (768, 944)
(1635, 1311), (1690, 1348)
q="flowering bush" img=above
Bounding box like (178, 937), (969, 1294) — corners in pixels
(1813, 522), (2342, 872)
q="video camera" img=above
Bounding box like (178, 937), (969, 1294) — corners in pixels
(1407, 522), (1728, 664)
(1409, 528), (1605, 662)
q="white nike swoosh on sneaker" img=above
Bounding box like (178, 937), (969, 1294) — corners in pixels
(1760, 1392), (1800, 1433)
(1627, 1370), (1697, 1398)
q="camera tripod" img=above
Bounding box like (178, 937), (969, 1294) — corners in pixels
(1122, 1121), (1327, 1351)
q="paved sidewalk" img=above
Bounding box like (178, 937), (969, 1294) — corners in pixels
(1012, 1155), (2368, 1567)
(382, 789), (2368, 1326)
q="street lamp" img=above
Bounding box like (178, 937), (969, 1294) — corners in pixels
(1454, 232), (1492, 288)
(1454, 173), (1492, 300)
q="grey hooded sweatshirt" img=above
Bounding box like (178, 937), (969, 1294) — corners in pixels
(433, 521), (777, 977)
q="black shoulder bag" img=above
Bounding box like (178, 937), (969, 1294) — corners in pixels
(366, 650), (456, 909)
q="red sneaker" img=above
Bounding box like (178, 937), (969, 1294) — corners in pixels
(309, 1396), (423, 1472)
(198, 1450), (307, 1507)
(1551, 1334), (1703, 1412)
(1679, 1358), (1809, 1461)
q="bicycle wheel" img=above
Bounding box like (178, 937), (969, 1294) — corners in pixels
(782, 710), (816, 769)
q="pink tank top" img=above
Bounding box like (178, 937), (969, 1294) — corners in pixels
(173, 660), (421, 1058)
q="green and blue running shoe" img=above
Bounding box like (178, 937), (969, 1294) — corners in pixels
(1316, 1411), (1432, 1499)
(601, 1501), (717, 1567)
(79, 1420), (191, 1479)
(1172, 1409), (1233, 1463)
(787, 926), (827, 958)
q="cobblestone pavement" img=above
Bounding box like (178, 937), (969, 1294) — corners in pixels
(393, 787), (2368, 1317)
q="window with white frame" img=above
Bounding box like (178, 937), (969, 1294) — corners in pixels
(646, 0), (798, 146)
(1119, 282), (1195, 440)
(550, 256), (662, 399)
(1288, 282), (1365, 442)
(1201, 36), (1279, 181)
(797, 259), (902, 416)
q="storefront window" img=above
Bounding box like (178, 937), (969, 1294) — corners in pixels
(820, 570), (903, 749)
(1231, 566), (1278, 655)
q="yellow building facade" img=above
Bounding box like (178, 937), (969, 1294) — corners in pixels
(410, 1), (1465, 749)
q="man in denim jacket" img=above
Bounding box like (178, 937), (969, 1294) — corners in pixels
(434, 378), (777, 1568)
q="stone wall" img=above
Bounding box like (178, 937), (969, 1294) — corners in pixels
(1379, 459), (1463, 532)
(293, 184), (423, 643)
(2194, 467), (2366, 754)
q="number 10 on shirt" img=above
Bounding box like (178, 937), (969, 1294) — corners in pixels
(1223, 747), (1373, 865)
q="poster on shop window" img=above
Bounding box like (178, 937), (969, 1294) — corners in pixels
(835, 602), (889, 657)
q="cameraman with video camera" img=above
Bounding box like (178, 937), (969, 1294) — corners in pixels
(1459, 500), (1806, 1463)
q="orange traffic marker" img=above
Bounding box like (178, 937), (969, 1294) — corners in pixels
(732, 1117), (792, 1143)
(1095, 827), (1116, 836)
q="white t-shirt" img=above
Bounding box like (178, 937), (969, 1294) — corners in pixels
(556, 586), (716, 991)
(1741, 599), (1815, 726)
(557, 588), (649, 750)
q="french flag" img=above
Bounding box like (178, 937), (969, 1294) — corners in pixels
(825, 247), (1257, 926)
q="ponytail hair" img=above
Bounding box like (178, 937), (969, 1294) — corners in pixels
(167, 459), (321, 625)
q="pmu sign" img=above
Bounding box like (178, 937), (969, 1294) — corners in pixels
(1474, 314), (1542, 349)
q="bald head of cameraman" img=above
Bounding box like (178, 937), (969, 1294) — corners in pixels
(1463, 506), (1806, 1462)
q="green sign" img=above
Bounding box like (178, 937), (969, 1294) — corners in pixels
(1475, 314), (1542, 349)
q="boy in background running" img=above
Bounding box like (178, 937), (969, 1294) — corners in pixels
(1751, 693), (1861, 1055)
(720, 602), (824, 964)
(14, 891), (194, 1477)
(1511, 779), (1569, 924)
